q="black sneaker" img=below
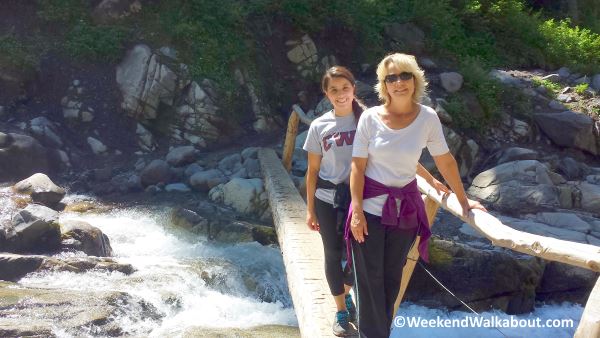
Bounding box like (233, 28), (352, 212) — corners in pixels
(345, 294), (357, 323)
(333, 310), (355, 337)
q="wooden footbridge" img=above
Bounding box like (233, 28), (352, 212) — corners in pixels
(257, 105), (600, 338)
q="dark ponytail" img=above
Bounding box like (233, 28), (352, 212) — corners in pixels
(322, 66), (366, 123)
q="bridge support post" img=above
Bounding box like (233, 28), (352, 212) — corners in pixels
(393, 196), (440, 316)
(575, 276), (600, 338)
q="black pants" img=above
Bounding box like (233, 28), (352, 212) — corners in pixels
(352, 212), (418, 338)
(315, 197), (354, 296)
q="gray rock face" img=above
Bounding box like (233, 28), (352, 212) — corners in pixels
(495, 147), (538, 165)
(537, 261), (599, 304)
(166, 146), (197, 167)
(0, 133), (50, 182)
(116, 44), (178, 120)
(534, 111), (598, 155)
(60, 220), (113, 257)
(579, 182), (600, 215)
(13, 173), (65, 207)
(6, 205), (61, 254)
(405, 239), (544, 314)
(468, 160), (560, 213)
(140, 159), (171, 187)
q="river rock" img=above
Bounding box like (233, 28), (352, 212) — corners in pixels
(29, 117), (63, 148)
(536, 262), (599, 304)
(579, 182), (600, 215)
(170, 208), (209, 235)
(0, 284), (155, 337)
(222, 178), (267, 216)
(5, 204), (61, 254)
(140, 159), (171, 187)
(467, 160), (560, 214)
(13, 173), (66, 207)
(60, 220), (113, 257)
(189, 169), (226, 192)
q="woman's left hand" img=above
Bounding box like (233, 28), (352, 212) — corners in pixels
(429, 177), (450, 196)
(459, 198), (487, 218)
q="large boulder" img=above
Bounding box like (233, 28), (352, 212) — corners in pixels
(439, 72), (464, 93)
(405, 239), (544, 314)
(12, 173), (65, 207)
(222, 178), (267, 216)
(534, 111), (598, 155)
(5, 204), (61, 254)
(116, 44), (178, 120)
(140, 159), (171, 187)
(536, 262), (599, 304)
(0, 132), (50, 182)
(60, 220), (113, 257)
(467, 160), (560, 214)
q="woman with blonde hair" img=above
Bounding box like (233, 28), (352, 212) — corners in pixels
(346, 53), (485, 337)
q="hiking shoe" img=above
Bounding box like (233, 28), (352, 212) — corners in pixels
(345, 294), (357, 323)
(333, 310), (354, 337)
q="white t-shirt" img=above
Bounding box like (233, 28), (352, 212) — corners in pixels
(303, 110), (356, 204)
(352, 104), (449, 216)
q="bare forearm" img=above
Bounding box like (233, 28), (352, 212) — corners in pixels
(350, 161), (365, 212)
(416, 163), (435, 184)
(437, 156), (467, 202)
(306, 169), (318, 213)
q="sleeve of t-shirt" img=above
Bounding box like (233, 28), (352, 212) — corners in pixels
(302, 122), (322, 154)
(426, 113), (450, 156)
(352, 111), (369, 158)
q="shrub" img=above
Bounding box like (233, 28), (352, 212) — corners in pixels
(0, 34), (40, 74)
(65, 20), (127, 62)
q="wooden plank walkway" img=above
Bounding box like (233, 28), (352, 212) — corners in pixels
(259, 148), (338, 338)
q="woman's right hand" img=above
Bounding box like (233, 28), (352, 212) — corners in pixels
(350, 210), (368, 243)
(306, 211), (320, 231)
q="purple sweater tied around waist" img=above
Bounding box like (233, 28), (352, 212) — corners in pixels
(344, 176), (431, 266)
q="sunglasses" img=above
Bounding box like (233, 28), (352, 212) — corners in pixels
(384, 72), (414, 83)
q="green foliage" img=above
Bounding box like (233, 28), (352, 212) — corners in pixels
(539, 19), (600, 73)
(37, 0), (88, 24)
(0, 34), (40, 73)
(531, 77), (561, 96)
(65, 21), (126, 62)
(459, 59), (503, 126)
(574, 83), (589, 95)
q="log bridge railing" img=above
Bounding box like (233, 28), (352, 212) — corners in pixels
(261, 105), (600, 338)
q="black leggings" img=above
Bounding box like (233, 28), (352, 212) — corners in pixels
(315, 197), (354, 296)
(352, 212), (418, 338)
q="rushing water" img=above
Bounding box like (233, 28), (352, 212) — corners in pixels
(14, 194), (297, 336)
(2, 189), (585, 337)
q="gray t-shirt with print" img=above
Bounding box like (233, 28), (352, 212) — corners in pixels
(303, 110), (356, 204)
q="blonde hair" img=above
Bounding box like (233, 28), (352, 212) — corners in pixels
(374, 53), (428, 105)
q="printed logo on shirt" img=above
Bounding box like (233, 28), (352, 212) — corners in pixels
(322, 130), (356, 151)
